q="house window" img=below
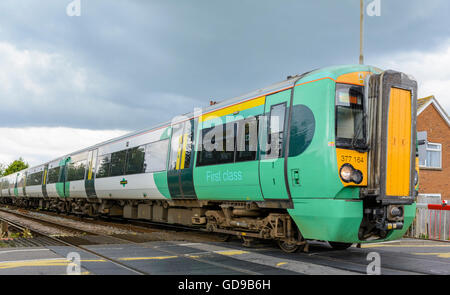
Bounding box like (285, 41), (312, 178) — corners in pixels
(420, 142), (442, 169)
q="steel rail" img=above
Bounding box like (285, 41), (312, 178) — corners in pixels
(0, 207), (262, 274)
(0, 209), (148, 275)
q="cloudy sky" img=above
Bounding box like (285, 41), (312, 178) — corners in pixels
(0, 0), (449, 167)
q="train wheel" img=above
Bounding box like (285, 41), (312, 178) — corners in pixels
(277, 226), (305, 253)
(277, 240), (302, 253)
(329, 242), (353, 250)
(216, 233), (231, 242)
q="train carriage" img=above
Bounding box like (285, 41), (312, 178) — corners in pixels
(25, 165), (45, 198)
(0, 64), (419, 252)
(65, 152), (89, 199)
(45, 159), (65, 199)
(92, 127), (170, 201)
(7, 174), (15, 198)
(15, 171), (26, 198)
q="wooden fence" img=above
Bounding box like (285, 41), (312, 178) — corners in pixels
(406, 203), (450, 241)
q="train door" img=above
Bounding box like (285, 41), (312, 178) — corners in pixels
(62, 157), (71, 198)
(7, 175), (11, 197)
(42, 164), (49, 199)
(22, 171), (27, 197)
(85, 149), (98, 201)
(259, 90), (291, 200)
(13, 173), (19, 197)
(167, 119), (197, 199)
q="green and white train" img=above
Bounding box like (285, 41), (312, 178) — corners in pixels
(0, 65), (419, 252)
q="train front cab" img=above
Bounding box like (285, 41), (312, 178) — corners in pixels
(287, 67), (418, 244)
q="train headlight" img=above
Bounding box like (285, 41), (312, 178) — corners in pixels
(414, 170), (418, 186)
(340, 164), (353, 182)
(352, 170), (363, 184)
(339, 164), (363, 184)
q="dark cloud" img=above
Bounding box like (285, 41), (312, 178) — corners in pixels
(0, 0), (448, 130)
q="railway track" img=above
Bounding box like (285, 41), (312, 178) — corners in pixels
(0, 204), (230, 242)
(0, 206), (265, 275)
(0, 217), (63, 247)
(0, 205), (443, 275)
(0, 211), (148, 274)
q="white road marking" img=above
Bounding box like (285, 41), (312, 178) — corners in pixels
(0, 248), (51, 255)
(177, 243), (202, 246)
(183, 243), (360, 275)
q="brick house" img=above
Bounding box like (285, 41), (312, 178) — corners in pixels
(416, 95), (450, 203)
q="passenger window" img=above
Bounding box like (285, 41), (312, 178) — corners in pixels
(197, 126), (215, 166)
(145, 139), (169, 173)
(96, 154), (111, 178)
(110, 150), (127, 176)
(35, 171), (44, 185)
(67, 161), (87, 181)
(27, 171), (44, 186)
(26, 173), (33, 186)
(125, 146), (146, 175)
(47, 166), (61, 184)
(236, 117), (258, 162)
(197, 123), (235, 166)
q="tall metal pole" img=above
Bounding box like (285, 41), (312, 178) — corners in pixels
(359, 0), (364, 64)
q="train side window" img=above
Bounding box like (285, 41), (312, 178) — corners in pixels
(26, 171), (44, 186)
(236, 117), (258, 162)
(267, 103), (286, 159)
(47, 167), (61, 184)
(197, 123), (235, 166)
(26, 173), (33, 186)
(67, 161), (87, 181)
(197, 126), (215, 166)
(125, 146), (146, 175)
(145, 139), (169, 173)
(96, 154), (111, 178)
(110, 150), (127, 177)
(35, 171), (44, 185)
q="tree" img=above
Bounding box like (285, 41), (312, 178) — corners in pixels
(3, 158), (29, 176)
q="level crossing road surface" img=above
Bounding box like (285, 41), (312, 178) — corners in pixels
(0, 238), (448, 275)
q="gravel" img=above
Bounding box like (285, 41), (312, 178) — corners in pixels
(1, 207), (231, 243)
(0, 211), (75, 236)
